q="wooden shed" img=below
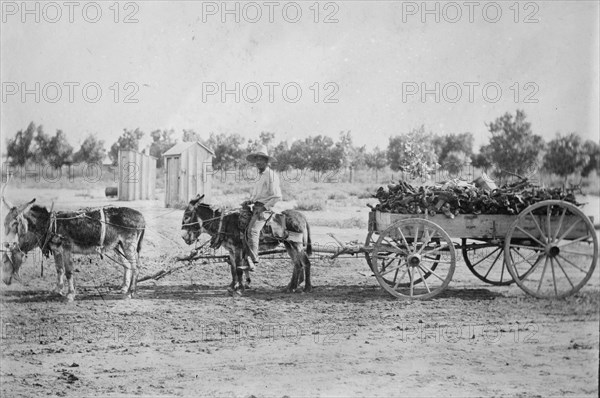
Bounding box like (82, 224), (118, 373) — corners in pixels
(163, 141), (214, 207)
(118, 150), (157, 201)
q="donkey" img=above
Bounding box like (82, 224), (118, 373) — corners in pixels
(181, 194), (312, 294)
(2, 195), (145, 300)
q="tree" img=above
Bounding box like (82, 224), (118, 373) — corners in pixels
(364, 146), (388, 182)
(543, 133), (589, 182)
(182, 129), (203, 143)
(482, 110), (544, 179)
(31, 125), (51, 163)
(387, 125), (437, 180)
(73, 134), (106, 164)
(304, 135), (344, 175)
(109, 128), (145, 165)
(247, 131), (276, 153)
(202, 132), (246, 169)
(581, 140), (600, 177)
(433, 132), (474, 167)
(271, 140), (294, 171)
(46, 130), (74, 168)
(149, 129), (177, 168)
(6, 122), (37, 166)
(335, 131), (365, 182)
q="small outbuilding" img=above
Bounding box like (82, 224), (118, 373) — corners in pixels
(163, 141), (214, 207)
(118, 150), (157, 201)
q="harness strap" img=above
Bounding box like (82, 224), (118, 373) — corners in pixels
(99, 208), (106, 247)
(217, 209), (224, 236)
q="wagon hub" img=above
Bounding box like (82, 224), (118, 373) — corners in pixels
(407, 254), (421, 268)
(547, 245), (560, 258)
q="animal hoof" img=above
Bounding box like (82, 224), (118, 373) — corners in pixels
(303, 286), (313, 293)
(66, 294), (75, 302)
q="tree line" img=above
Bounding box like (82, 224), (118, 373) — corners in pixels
(4, 110), (599, 183)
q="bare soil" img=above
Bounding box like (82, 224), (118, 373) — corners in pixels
(1, 190), (599, 397)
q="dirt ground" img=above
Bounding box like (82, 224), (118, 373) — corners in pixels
(1, 190), (599, 397)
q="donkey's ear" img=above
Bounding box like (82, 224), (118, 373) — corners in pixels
(17, 198), (36, 214)
(190, 194), (204, 206)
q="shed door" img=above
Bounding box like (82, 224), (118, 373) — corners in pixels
(167, 156), (180, 206)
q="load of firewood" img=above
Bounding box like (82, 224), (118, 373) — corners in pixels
(370, 178), (582, 217)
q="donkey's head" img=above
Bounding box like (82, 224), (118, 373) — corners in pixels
(2, 178), (38, 285)
(181, 194), (207, 245)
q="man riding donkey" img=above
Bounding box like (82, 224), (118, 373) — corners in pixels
(241, 145), (282, 271)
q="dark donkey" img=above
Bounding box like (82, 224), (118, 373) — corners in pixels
(181, 194), (312, 294)
(2, 194), (145, 300)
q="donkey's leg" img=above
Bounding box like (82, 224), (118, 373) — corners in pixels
(244, 269), (251, 289)
(300, 249), (312, 293)
(51, 245), (65, 295)
(234, 250), (245, 294)
(116, 245), (133, 295)
(63, 250), (77, 301)
(283, 243), (303, 293)
(122, 240), (139, 298)
(227, 250), (237, 293)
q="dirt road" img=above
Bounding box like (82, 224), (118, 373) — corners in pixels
(1, 195), (599, 397)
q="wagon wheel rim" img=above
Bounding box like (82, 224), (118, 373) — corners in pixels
(373, 218), (455, 299)
(504, 200), (598, 299)
(364, 230), (378, 271)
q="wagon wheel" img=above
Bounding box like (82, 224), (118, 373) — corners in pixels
(461, 239), (537, 286)
(366, 230), (440, 286)
(504, 200), (598, 299)
(372, 218), (455, 299)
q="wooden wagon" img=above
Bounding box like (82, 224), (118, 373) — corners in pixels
(363, 200), (598, 299)
(165, 199), (597, 300)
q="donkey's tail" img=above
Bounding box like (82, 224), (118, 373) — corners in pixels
(304, 221), (312, 256)
(137, 227), (145, 253)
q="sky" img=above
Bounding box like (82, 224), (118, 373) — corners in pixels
(1, 0), (599, 154)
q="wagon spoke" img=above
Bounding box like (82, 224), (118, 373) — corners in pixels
(557, 254), (589, 275)
(394, 268), (409, 290)
(415, 266), (431, 294)
(471, 247), (502, 268)
(380, 262), (405, 276)
(509, 243), (544, 251)
(553, 207), (567, 241)
(518, 255), (544, 283)
(381, 256), (402, 272)
(557, 235), (593, 247)
(423, 256), (452, 264)
(554, 257), (575, 289)
(550, 257), (558, 297)
(417, 264), (445, 282)
(546, 205), (553, 242)
(413, 224), (420, 250)
(396, 228), (411, 251)
(559, 249), (595, 257)
(417, 244), (444, 256)
(515, 226), (547, 248)
(556, 219), (582, 242)
(483, 249), (504, 280)
(529, 212), (547, 242)
(536, 257), (550, 294)
(409, 268), (414, 297)
(511, 250), (541, 268)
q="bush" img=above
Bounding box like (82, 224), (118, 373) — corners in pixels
(294, 193), (327, 211)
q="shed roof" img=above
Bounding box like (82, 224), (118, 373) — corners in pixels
(163, 141), (215, 157)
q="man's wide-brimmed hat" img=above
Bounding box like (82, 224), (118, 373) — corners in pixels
(246, 145), (276, 163)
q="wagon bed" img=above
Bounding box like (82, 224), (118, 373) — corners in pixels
(363, 200), (598, 299)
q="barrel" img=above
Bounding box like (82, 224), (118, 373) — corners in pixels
(105, 187), (118, 197)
